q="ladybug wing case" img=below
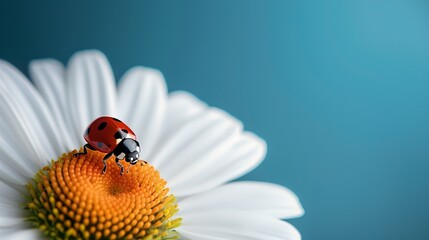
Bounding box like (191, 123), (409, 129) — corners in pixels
(83, 117), (119, 153)
(83, 116), (137, 153)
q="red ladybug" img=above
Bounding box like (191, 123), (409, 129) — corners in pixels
(74, 116), (142, 175)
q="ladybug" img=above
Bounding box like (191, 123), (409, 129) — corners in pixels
(74, 116), (143, 175)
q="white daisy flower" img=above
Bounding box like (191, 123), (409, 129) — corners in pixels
(0, 50), (304, 239)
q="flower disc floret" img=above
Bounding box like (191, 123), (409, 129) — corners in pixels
(25, 149), (181, 239)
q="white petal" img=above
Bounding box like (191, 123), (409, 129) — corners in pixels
(66, 50), (117, 144)
(0, 181), (22, 205)
(0, 60), (62, 167)
(156, 107), (242, 178)
(1, 228), (42, 240)
(152, 92), (266, 197)
(178, 210), (301, 240)
(0, 182), (25, 214)
(179, 232), (223, 240)
(179, 181), (304, 219)
(0, 204), (24, 221)
(0, 136), (33, 183)
(150, 92), (207, 163)
(117, 67), (167, 158)
(161, 92), (207, 142)
(0, 182), (25, 228)
(0, 119), (41, 185)
(0, 92), (41, 181)
(0, 217), (26, 229)
(29, 59), (78, 149)
(167, 131), (266, 197)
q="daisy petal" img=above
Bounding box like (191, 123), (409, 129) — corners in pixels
(0, 181), (22, 205)
(117, 67), (167, 158)
(178, 210), (301, 240)
(0, 60), (62, 167)
(66, 50), (117, 144)
(0, 189), (26, 227)
(0, 183), (25, 226)
(0, 135), (34, 183)
(0, 217), (26, 228)
(0, 189), (25, 222)
(168, 131), (266, 197)
(157, 107), (242, 179)
(0, 95), (41, 182)
(1, 228), (41, 240)
(178, 231), (223, 240)
(179, 181), (304, 219)
(161, 92), (207, 142)
(154, 92), (266, 197)
(29, 59), (77, 149)
(0, 60), (65, 156)
(0, 209), (25, 223)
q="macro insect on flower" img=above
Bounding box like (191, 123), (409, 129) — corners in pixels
(74, 116), (145, 175)
(0, 50), (303, 240)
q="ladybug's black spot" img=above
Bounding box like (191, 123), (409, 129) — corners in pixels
(121, 129), (128, 134)
(112, 118), (122, 122)
(97, 142), (104, 148)
(98, 122), (107, 130)
(86, 127), (91, 135)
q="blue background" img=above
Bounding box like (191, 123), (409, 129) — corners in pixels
(2, 1), (429, 239)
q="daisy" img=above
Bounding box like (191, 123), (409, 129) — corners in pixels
(0, 50), (304, 239)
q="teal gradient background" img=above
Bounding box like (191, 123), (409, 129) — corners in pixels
(2, 1), (429, 239)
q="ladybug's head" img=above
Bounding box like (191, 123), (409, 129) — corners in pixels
(126, 151), (140, 165)
(116, 138), (142, 165)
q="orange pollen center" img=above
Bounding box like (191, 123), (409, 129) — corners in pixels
(25, 149), (181, 239)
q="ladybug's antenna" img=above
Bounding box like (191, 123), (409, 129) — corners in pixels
(126, 163), (132, 174)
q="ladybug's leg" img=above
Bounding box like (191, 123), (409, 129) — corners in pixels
(102, 152), (113, 174)
(115, 158), (125, 175)
(73, 144), (95, 157)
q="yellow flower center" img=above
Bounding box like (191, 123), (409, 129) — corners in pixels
(25, 149), (181, 239)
